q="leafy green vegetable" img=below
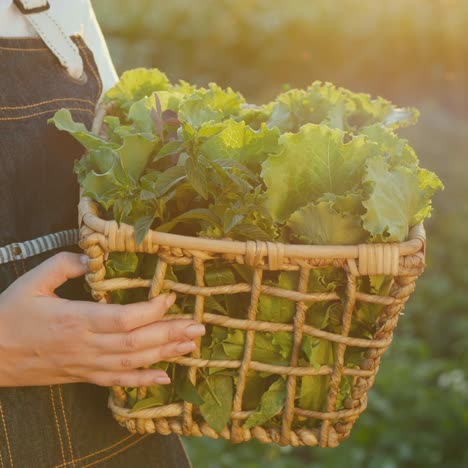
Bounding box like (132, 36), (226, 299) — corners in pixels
(244, 377), (287, 429)
(257, 272), (297, 324)
(198, 374), (233, 433)
(287, 199), (368, 245)
(178, 84), (245, 128)
(104, 68), (170, 112)
(262, 124), (378, 223)
(50, 68), (443, 434)
(130, 389), (171, 413)
(200, 120), (280, 166)
(362, 156), (443, 241)
(299, 338), (335, 412)
(105, 252), (139, 278)
(48, 109), (114, 151)
(174, 368), (204, 405)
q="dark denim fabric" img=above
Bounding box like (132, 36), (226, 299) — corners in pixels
(0, 36), (191, 468)
(0, 36), (99, 245)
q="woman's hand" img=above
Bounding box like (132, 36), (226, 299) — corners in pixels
(0, 252), (205, 388)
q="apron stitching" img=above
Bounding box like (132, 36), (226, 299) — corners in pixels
(45, 11), (82, 73)
(80, 45), (102, 103)
(0, 402), (14, 468)
(53, 434), (135, 468)
(80, 435), (150, 468)
(0, 45), (48, 51)
(0, 447), (4, 468)
(0, 107), (94, 121)
(11, 260), (22, 280)
(0, 45), (95, 52)
(57, 385), (75, 467)
(19, 257), (27, 276)
(0, 36), (43, 40)
(0, 97), (96, 110)
(28, 13), (68, 68)
(49, 386), (68, 466)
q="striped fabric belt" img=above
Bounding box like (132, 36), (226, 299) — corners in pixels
(0, 229), (80, 265)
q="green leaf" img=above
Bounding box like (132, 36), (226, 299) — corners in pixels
(272, 333), (293, 361)
(198, 374), (233, 433)
(263, 81), (418, 136)
(200, 120), (280, 165)
(336, 375), (353, 411)
(130, 391), (170, 413)
(286, 200), (368, 245)
(185, 157), (209, 199)
(175, 374), (204, 405)
(128, 91), (183, 133)
(119, 133), (157, 181)
(299, 339), (335, 412)
(205, 266), (237, 287)
(204, 296), (227, 315)
(258, 272), (297, 324)
(86, 147), (118, 174)
(262, 124), (378, 223)
(266, 89), (320, 133)
(216, 330), (288, 366)
(125, 388), (138, 408)
(230, 223), (273, 242)
(346, 91), (418, 130)
(156, 208), (220, 233)
(318, 191), (366, 215)
(105, 252), (139, 279)
(362, 156), (443, 241)
(244, 377), (286, 429)
(140, 166), (186, 198)
(81, 168), (122, 209)
(242, 374), (274, 411)
(154, 140), (185, 163)
(134, 215), (155, 246)
(74, 147), (122, 184)
(49, 109), (114, 150)
(362, 125), (419, 167)
(178, 84), (245, 128)
(105, 68), (170, 112)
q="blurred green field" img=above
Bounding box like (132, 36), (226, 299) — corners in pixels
(93, 1), (468, 466)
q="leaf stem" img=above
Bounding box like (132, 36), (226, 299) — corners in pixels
(197, 369), (222, 407)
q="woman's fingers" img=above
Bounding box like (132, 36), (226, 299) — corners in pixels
(88, 368), (172, 388)
(91, 319), (205, 353)
(94, 340), (197, 372)
(81, 294), (176, 333)
(17, 252), (88, 296)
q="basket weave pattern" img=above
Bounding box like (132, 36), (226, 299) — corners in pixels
(79, 192), (425, 447)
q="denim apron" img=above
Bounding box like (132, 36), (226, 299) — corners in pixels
(0, 32), (191, 468)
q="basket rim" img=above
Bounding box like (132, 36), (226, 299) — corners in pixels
(80, 197), (425, 260)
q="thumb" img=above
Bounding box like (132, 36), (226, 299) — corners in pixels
(21, 252), (88, 296)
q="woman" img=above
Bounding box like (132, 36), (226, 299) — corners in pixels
(0, 1), (202, 466)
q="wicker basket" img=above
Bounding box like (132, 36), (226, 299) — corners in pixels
(78, 107), (426, 448)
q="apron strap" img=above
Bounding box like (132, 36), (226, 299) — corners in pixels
(0, 229), (79, 265)
(12, 0), (84, 80)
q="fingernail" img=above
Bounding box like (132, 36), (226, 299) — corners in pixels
(154, 375), (171, 385)
(165, 293), (176, 308)
(176, 341), (196, 353)
(80, 254), (89, 266)
(186, 324), (206, 338)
